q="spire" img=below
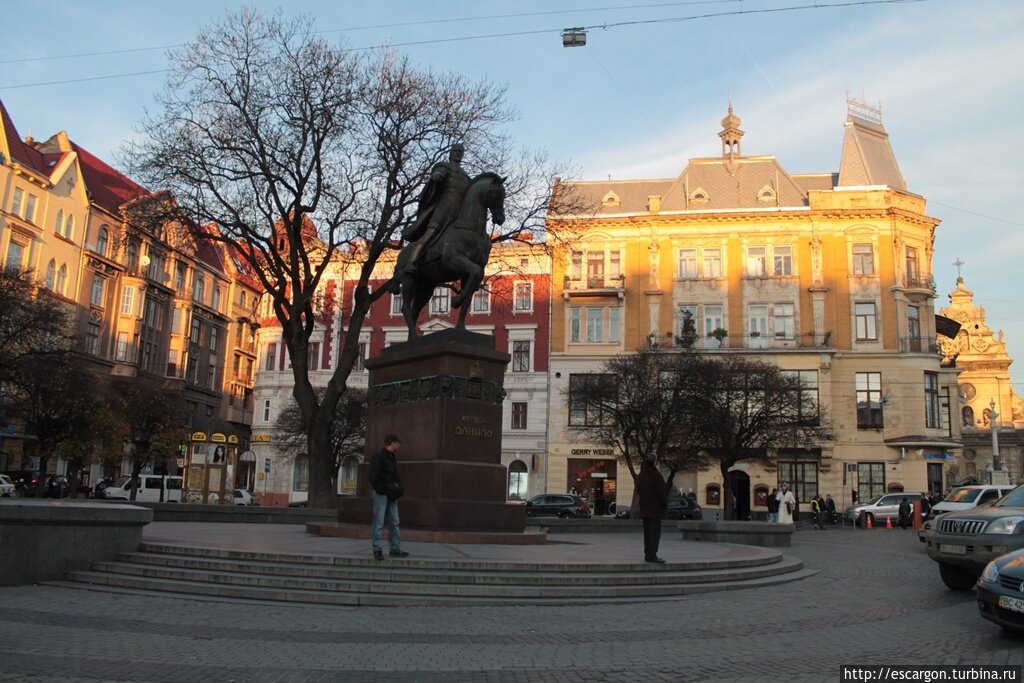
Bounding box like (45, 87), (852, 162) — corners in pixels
(837, 93), (906, 190)
(718, 102), (744, 158)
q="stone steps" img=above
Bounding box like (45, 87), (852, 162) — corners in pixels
(59, 542), (817, 606)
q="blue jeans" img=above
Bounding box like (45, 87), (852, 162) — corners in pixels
(371, 491), (401, 552)
(767, 512), (778, 524)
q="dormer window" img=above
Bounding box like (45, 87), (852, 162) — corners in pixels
(602, 191), (620, 207)
(690, 188), (709, 204)
(757, 185), (776, 203)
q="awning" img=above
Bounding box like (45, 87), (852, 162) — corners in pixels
(884, 435), (962, 449)
(935, 315), (962, 340)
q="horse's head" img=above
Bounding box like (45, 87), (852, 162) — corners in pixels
(485, 173), (506, 226)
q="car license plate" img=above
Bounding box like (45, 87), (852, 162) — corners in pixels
(998, 595), (1024, 614)
(943, 544), (966, 555)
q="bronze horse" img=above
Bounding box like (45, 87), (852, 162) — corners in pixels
(392, 172), (506, 336)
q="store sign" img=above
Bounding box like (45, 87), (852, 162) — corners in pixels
(211, 433), (227, 443)
(191, 432), (207, 442)
(228, 435), (239, 444)
(924, 452), (955, 462)
(251, 434), (272, 443)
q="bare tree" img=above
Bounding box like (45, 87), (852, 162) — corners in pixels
(274, 388), (367, 494)
(128, 8), (585, 507)
(566, 352), (831, 519)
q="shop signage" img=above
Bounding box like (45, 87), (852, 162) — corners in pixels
(211, 433), (227, 443)
(924, 452), (955, 462)
(191, 432), (207, 442)
(570, 448), (614, 456)
(251, 434), (271, 443)
(227, 435), (239, 444)
(591, 472), (608, 479)
(575, 459), (607, 479)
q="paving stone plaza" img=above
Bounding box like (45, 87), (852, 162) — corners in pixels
(1, 522), (1021, 683)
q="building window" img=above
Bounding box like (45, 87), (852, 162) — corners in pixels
(773, 246), (793, 276)
(857, 462), (886, 501)
(908, 305), (921, 341)
(781, 370), (819, 426)
(512, 340), (531, 372)
(11, 188), (23, 217)
(212, 286), (221, 311)
(172, 308), (182, 334)
(56, 265), (67, 294)
(127, 241), (139, 273)
(924, 372), (940, 429)
(704, 305), (724, 336)
(85, 322), (100, 355)
(64, 214), (74, 240)
(356, 342), (367, 372)
(855, 302), (877, 341)
(609, 251), (621, 278)
(308, 341), (320, 371)
(511, 402), (528, 430)
(190, 316), (202, 345)
(568, 374), (616, 426)
(292, 455), (309, 492)
(514, 282), (533, 312)
(570, 307), (581, 343)
(940, 388), (952, 437)
(570, 251), (583, 280)
(121, 286), (136, 316)
(678, 248), (697, 279)
(748, 304), (769, 339)
(906, 246), (919, 280)
(852, 243), (874, 276)
(391, 293), (403, 315)
(471, 289), (490, 313)
(193, 276), (205, 304)
(430, 287), (450, 314)
(263, 399), (272, 423)
(703, 248), (723, 278)
(187, 357), (199, 385)
(96, 226), (109, 257)
(209, 326), (220, 355)
(54, 210), (64, 235)
(167, 347), (179, 378)
(609, 307), (621, 344)
(91, 277), (106, 307)
(114, 332), (129, 362)
(4, 239), (25, 272)
(774, 303), (795, 339)
(264, 342), (278, 371)
(585, 307), (603, 342)
(587, 252), (604, 286)
(508, 460), (529, 501)
(45, 260), (56, 289)
(207, 364), (216, 389)
(856, 372), (883, 429)
(777, 461), (818, 504)
(746, 247), (767, 277)
(175, 264), (186, 290)
(24, 194), (37, 223)
(143, 298), (164, 331)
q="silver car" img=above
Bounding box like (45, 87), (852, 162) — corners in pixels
(845, 492), (924, 527)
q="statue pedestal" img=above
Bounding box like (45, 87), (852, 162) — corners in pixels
(336, 329), (525, 532)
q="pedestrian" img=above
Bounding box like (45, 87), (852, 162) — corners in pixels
(368, 433), (409, 561)
(775, 483), (796, 525)
(919, 492), (932, 521)
(897, 497), (911, 529)
(824, 494), (837, 526)
(635, 452), (668, 564)
(766, 487), (779, 523)
(810, 495), (823, 530)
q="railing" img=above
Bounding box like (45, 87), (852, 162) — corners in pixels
(899, 336), (939, 354)
(902, 274), (936, 291)
(657, 333), (811, 350)
(229, 372), (254, 386)
(565, 276), (625, 291)
(234, 338), (257, 354)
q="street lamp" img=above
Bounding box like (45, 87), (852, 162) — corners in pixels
(990, 399), (1002, 472)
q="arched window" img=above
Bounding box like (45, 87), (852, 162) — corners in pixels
(292, 454), (309, 492)
(239, 291), (247, 309)
(212, 286), (221, 311)
(64, 214), (74, 240)
(45, 260), (56, 289)
(338, 456), (359, 495)
(962, 406), (974, 427)
(54, 210), (64, 235)
(96, 226), (108, 256)
(56, 264), (67, 295)
(507, 460), (529, 501)
(691, 188), (709, 204)
(194, 276), (205, 303)
(127, 241), (139, 273)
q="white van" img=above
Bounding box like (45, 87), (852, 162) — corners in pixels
(103, 475), (182, 503)
(929, 485), (1013, 518)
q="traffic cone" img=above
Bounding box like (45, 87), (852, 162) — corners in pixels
(865, 514), (873, 529)
(885, 515), (893, 529)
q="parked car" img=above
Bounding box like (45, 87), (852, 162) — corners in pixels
(665, 496), (703, 520)
(44, 475), (72, 499)
(524, 494), (592, 519)
(3, 471), (40, 497)
(928, 485), (1014, 519)
(926, 484), (1024, 590)
(845, 492), (925, 527)
(233, 488), (258, 506)
(0, 473), (15, 497)
(975, 547), (1024, 634)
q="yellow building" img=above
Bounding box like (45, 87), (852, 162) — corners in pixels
(546, 99), (962, 519)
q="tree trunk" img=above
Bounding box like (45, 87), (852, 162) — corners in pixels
(128, 456), (143, 502)
(720, 461), (735, 521)
(306, 415), (335, 508)
(35, 454), (49, 498)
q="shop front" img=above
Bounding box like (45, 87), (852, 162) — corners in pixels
(567, 454), (617, 516)
(183, 417), (245, 504)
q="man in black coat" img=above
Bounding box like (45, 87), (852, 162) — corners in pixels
(368, 434), (409, 560)
(635, 452), (668, 564)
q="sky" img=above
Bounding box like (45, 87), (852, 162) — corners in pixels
(3, 0), (1023, 389)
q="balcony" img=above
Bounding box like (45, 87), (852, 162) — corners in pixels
(229, 372), (254, 387)
(899, 336), (940, 354)
(564, 275), (625, 297)
(900, 274), (936, 294)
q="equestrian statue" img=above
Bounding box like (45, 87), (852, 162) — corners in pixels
(391, 143), (506, 336)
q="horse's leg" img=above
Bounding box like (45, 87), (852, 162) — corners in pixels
(450, 255), (483, 310)
(455, 276), (472, 330)
(409, 283), (433, 337)
(401, 273), (418, 336)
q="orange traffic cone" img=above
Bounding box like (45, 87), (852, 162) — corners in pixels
(865, 514), (873, 529)
(885, 515), (893, 529)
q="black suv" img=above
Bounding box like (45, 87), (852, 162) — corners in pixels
(665, 496), (703, 520)
(524, 494), (592, 519)
(926, 484), (1024, 590)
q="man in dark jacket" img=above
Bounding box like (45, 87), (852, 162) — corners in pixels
(897, 497), (912, 530)
(368, 434), (408, 561)
(635, 452), (668, 564)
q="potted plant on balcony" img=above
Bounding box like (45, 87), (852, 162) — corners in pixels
(676, 311), (697, 349)
(710, 327), (728, 347)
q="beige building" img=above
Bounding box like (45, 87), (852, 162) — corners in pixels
(939, 277), (1023, 485)
(546, 99), (962, 519)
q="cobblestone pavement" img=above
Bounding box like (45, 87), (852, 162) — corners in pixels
(1, 525), (1020, 682)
